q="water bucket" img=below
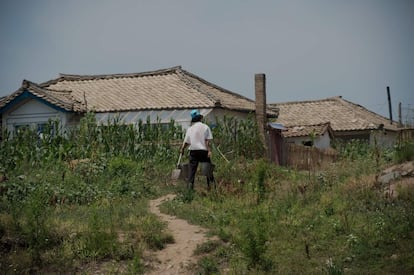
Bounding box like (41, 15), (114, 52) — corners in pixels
(200, 162), (214, 177)
(179, 163), (189, 181)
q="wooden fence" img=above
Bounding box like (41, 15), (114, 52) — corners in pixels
(284, 143), (338, 170)
(400, 128), (414, 143)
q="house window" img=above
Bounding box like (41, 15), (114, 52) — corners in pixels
(14, 124), (30, 134)
(37, 123), (47, 135)
(14, 122), (55, 138)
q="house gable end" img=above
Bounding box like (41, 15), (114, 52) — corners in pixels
(0, 90), (71, 114)
(10, 97), (59, 116)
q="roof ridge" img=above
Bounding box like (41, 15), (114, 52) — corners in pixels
(23, 80), (69, 94)
(270, 96), (341, 106)
(41, 66), (182, 86)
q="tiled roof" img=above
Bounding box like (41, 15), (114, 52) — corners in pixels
(37, 66), (276, 115)
(270, 96), (400, 132)
(283, 122), (332, 138)
(0, 80), (84, 112)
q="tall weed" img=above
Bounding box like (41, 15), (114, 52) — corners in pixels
(212, 115), (264, 160)
(236, 207), (273, 271)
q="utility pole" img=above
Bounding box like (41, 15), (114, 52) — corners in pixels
(255, 73), (268, 156)
(387, 86), (393, 124)
(398, 102), (402, 127)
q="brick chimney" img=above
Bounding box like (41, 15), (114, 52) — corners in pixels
(255, 73), (267, 152)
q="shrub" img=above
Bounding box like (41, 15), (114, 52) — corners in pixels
(394, 141), (414, 163)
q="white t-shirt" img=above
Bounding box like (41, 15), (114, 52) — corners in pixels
(184, 122), (213, 151)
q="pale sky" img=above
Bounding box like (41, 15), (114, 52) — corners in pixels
(1, 0), (413, 122)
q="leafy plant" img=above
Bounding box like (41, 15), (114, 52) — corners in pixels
(198, 256), (219, 274)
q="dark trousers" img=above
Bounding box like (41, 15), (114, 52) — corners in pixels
(188, 150), (214, 189)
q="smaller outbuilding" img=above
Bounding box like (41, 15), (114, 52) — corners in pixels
(270, 96), (403, 147)
(283, 122), (334, 149)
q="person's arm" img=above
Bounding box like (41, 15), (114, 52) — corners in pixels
(181, 128), (191, 154)
(205, 139), (212, 158)
(180, 142), (189, 155)
(205, 125), (213, 158)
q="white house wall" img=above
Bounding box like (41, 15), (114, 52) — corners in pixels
(2, 101), (255, 137)
(94, 108), (214, 130)
(207, 109), (252, 124)
(4, 98), (68, 136)
(285, 131), (331, 149)
(314, 132), (331, 149)
(94, 108), (252, 131)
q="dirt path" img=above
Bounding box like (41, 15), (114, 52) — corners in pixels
(147, 194), (214, 275)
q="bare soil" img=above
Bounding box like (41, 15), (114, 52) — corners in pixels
(146, 194), (216, 275)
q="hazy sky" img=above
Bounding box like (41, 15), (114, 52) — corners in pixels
(1, 0), (413, 121)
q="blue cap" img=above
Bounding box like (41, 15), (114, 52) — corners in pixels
(190, 109), (201, 119)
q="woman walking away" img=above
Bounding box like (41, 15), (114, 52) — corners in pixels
(180, 109), (215, 190)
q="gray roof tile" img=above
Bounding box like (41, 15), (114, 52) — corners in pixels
(270, 96), (400, 132)
(39, 66), (269, 114)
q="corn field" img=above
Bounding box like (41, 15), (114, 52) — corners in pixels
(0, 112), (266, 273)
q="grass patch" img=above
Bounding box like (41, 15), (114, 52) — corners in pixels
(162, 156), (414, 274)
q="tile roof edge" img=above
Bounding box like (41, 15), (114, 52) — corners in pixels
(178, 68), (255, 103)
(335, 96), (401, 130)
(175, 69), (218, 106)
(285, 122), (332, 128)
(93, 106), (217, 113)
(284, 122), (334, 137)
(335, 96), (395, 122)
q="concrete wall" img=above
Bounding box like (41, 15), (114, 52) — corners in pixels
(370, 129), (399, 148)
